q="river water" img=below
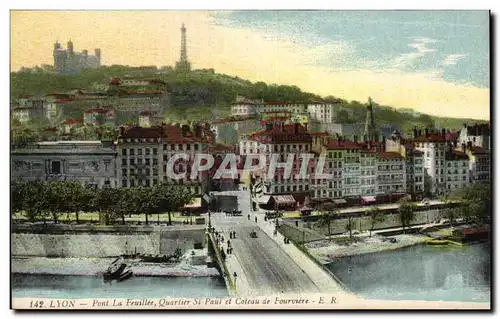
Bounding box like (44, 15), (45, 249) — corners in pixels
(12, 274), (229, 299)
(326, 242), (491, 303)
(12, 243), (490, 303)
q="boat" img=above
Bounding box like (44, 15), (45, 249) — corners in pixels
(426, 239), (449, 246)
(117, 266), (133, 282)
(103, 257), (127, 281)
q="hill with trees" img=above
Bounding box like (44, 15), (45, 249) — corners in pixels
(11, 66), (488, 133)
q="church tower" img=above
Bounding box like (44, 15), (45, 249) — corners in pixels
(175, 23), (191, 72)
(363, 97), (378, 142)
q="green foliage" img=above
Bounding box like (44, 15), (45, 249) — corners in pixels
(398, 198), (417, 233)
(450, 183), (491, 224)
(10, 180), (195, 226)
(316, 204), (338, 239)
(368, 207), (385, 237)
(11, 66), (487, 135)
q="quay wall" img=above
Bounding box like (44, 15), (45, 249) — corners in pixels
(299, 207), (448, 239)
(11, 225), (205, 258)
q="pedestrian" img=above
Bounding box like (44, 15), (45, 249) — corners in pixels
(255, 216), (257, 223)
(227, 239), (231, 247)
(233, 231), (236, 238)
(248, 214), (250, 220)
(283, 237), (287, 244)
(221, 236), (224, 243)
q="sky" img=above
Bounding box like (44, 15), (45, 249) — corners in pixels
(10, 10), (490, 120)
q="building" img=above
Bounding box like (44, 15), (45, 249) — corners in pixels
(175, 24), (191, 72)
(458, 123), (491, 151)
(445, 148), (470, 195)
(241, 122), (313, 210)
(376, 151), (406, 198)
(324, 138), (361, 201)
(415, 129), (448, 197)
(53, 40), (101, 74)
(83, 107), (116, 126)
(360, 149), (378, 197)
(307, 100), (342, 123)
(11, 140), (117, 188)
(116, 123), (215, 196)
(463, 142), (490, 184)
(12, 96), (45, 123)
(385, 129), (425, 199)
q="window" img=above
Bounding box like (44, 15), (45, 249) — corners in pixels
(146, 148), (150, 156)
(170, 144), (175, 151)
(153, 159), (158, 166)
(122, 149), (127, 156)
(145, 159), (150, 166)
(130, 149), (135, 156)
(130, 159), (135, 165)
(138, 148), (143, 155)
(122, 168), (127, 175)
(187, 144), (191, 151)
(122, 159), (127, 165)
(50, 161), (62, 174)
(122, 180), (127, 187)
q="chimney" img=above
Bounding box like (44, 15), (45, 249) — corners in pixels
(304, 123), (308, 131)
(266, 122), (273, 131)
(413, 127), (418, 139)
(463, 123), (467, 129)
(467, 141), (472, 150)
(294, 123), (300, 134)
(462, 143), (466, 153)
(353, 135), (358, 143)
(382, 136), (386, 152)
(281, 122), (285, 132)
(425, 128), (429, 136)
(441, 128), (446, 137)
(119, 126), (125, 137)
(161, 122), (166, 136)
(454, 140), (457, 148)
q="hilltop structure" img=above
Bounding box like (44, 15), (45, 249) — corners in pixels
(175, 23), (191, 72)
(53, 40), (101, 74)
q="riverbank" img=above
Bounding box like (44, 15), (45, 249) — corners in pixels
(306, 233), (428, 263)
(12, 250), (220, 277)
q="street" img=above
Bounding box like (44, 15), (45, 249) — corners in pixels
(211, 212), (320, 295)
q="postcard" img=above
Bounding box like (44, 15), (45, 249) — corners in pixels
(10, 10), (491, 311)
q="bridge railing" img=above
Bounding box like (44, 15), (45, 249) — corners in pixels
(206, 232), (236, 293)
(277, 226), (350, 292)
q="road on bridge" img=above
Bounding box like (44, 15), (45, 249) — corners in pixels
(211, 213), (320, 295)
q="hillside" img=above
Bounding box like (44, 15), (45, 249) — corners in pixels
(10, 66), (488, 132)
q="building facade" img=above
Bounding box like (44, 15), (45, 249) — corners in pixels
(11, 141), (117, 188)
(54, 40), (101, 74)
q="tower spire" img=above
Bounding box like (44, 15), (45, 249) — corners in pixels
(364, 97), (377, 142)
(176, 23), (191, 72)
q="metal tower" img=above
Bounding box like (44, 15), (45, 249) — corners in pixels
(176, 23), (191, 72)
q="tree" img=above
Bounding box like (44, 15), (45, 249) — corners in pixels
(94, 187), (122, 225)
(368, 207), (385, 237)
(21, 180), (51, 223)
(398, 198), (416, 233)
(450, 183), (491, 225)
(156, 183), (194, 226)
(316, 203), (338, 240)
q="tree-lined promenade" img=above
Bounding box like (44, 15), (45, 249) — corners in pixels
(11, 180), (195, 226)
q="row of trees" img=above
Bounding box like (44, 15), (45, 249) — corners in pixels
(11, 180), (195, 225)
(316, 183), (491, 239)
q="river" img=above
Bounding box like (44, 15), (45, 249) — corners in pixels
(12, 274), (229, 299)
(326, 242), (490, 302)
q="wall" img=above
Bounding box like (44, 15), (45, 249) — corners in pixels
(296, 207), (447, 239)
(12, 225), (205, 257)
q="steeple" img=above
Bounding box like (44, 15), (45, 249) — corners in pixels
(175, 23), (191, 72)
(363, 97), (377, 142)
